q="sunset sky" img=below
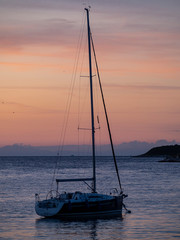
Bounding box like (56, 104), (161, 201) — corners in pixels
(0, 0), (180, 147)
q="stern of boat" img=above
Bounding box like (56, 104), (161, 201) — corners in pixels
(35, 193), (64, 217)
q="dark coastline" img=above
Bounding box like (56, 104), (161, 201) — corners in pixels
(137, 144), (180, 162)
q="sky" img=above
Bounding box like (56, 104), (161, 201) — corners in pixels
(0, 0), (180, 148)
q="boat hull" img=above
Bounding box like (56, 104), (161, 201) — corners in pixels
(54, 209), (122, 219)
(35, 195), (123, 219)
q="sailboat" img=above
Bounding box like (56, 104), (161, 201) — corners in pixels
(35, 8), (129, 219)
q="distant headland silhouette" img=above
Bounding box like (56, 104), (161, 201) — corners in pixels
(138, 144), (180, 161)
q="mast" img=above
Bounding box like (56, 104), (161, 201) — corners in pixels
(85, 8), (96, 193)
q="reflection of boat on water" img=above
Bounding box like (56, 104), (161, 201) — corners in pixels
(35, 216), (123, 239)
(159, 155), (180, 162)
(35, 8), (129, 219)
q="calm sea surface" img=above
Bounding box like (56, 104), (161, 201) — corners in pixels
(0, 156), (180, 240)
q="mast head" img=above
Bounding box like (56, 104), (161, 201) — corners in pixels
(84, 6), (91, 12)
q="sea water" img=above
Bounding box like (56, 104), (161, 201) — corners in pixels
(0, 156), (180, 240)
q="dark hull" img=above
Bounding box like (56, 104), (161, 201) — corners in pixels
(53, 196), (123, 219)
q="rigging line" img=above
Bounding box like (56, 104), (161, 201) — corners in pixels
(78, 14), (87, 157)
(83, 181), (94, 191)
(93, 60), (100, 129)
(50, 12), (86, 190)
(78, 22), (87, 142)
(90, 33), (123, 193)
(57, 12), (85, 156)
(59, 12), (85, 149)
